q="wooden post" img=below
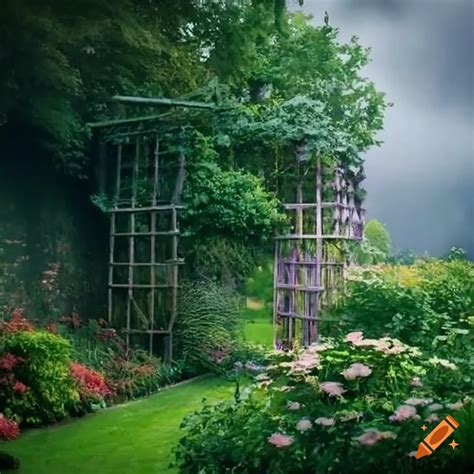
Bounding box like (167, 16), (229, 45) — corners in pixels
(149, 136), (159, 354)
(126, 140), (139, 347)
(108, 145), (122, 324)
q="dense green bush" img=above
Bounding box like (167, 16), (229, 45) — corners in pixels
(175, 282), (242, 374)
(1, 330), (79, 425)
(184, 236), (260, 287)
(175, 334), (472, 473)
(345, 260), (473, 349)
(182, 160), (285, 243)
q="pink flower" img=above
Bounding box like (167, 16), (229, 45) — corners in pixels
(315, 417), (335, 427)
(356, 430), (380, 446)
(389, 405), (420, 422)
(287, 401), (302, 410)
(341, 363), (372, 380)
(345, 331), (364, 343)
(404, 397), (433, 407)
(320, 381), (346, 397)
(291, 354), (320, 373)
(410, 376), (423, 387)
(307, 342), (333, 353)
(268, 432), (294, 448)
(296, 419), (313, 432)
(356, 429), (396, 446)
(427, 403), (443, 412)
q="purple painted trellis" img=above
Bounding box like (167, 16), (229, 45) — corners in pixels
(273, 150), (365, 349)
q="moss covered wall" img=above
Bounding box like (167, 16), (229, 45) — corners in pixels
(0, 144), (108, 322)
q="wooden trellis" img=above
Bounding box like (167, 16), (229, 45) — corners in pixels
(91, 96), (215, 359)
(104, 137), (184, 359)
(274, 151), (365, 349)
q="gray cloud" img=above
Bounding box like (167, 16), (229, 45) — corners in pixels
(294, 0), (474, 256)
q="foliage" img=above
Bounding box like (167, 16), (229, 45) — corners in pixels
(0, 414), (20, 440)
(446, 246), (469, 262)
(0, 328), (79, 425)
(182, 131), (286, 242)
(175, 335), (472, 473)
(175, 282), (242, 374)
(353, 219), (392, 264)
(0, 0), (211, 169)
(344, 260), (473, 393)
(58, 318), (183, 400)
(184, 236), (262, 288)
(387, 249), (418, 265)
(70, 362), (112, 411)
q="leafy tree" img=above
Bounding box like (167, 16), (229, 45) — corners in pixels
(352, 219), (392, 265)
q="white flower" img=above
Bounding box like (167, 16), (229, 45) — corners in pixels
(296, 419), (313, 432)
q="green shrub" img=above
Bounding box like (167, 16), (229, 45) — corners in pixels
(175, 334), (472, 473)
(345, 261), (473, 350)
(175, 282), (242, 374)
(1, 330), (79, 425)
(184, 236), (259, 287)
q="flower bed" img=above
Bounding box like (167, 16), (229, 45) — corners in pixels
(175, 332), (472, 473)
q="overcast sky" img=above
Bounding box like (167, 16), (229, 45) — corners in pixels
(294, 0), (474, 257)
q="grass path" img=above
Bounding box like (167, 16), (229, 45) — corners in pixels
(6, 376), (234, 474)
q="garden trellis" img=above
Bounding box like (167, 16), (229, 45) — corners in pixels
(274, 148), (365, 349)
(90, 97), (215, 359)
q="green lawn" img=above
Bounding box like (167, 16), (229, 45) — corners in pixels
(6, 376), (234, 474)
(240, 302), (274, 348)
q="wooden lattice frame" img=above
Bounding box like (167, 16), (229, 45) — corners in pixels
(104, 136), (185, 359)
(274, 153), (365, 349)
(91, 96), (215, 359)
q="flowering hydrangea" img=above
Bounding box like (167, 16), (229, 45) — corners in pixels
(389, 405), (420, 422)
(341, 363), (372, 380)
(296, 418), (312, 432)
(315, 417), (335, 427)
(447, 400), (464, 410)
(320, 381), (346, 397)
(345, 331), (364, 343)
(356, 429), (396, 446)
(267, 432), (294, 448)
(404, 397), (433, 407)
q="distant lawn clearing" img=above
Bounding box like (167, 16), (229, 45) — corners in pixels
(6, 376), (233, 474)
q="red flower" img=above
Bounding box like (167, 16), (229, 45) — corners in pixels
(13, 381), (28, 394)
(0, 353), (22, 370)
(70, 362), (112, 401)
(1, 310), (35, 333)
(0, 414), (20, 440)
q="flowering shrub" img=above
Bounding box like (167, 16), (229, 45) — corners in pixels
(0, 329), (79, 425)
(175, 333), (472, 473)
(0, 414), (20, 440)
(70, 362), (112, 409)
